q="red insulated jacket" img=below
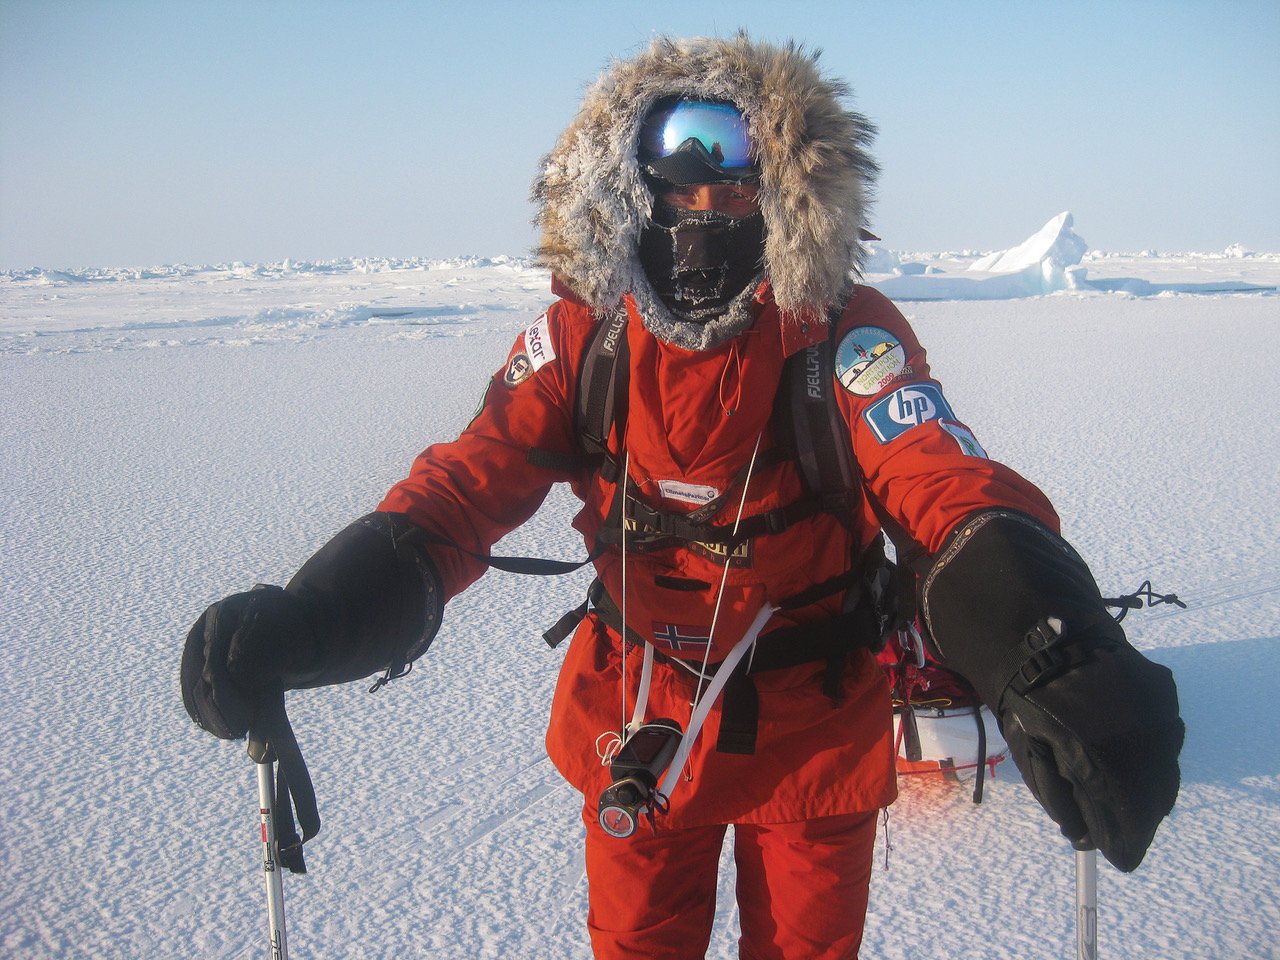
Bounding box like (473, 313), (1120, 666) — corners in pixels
(379, 281), (1057, 828)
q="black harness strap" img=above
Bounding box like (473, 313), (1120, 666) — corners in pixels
(775, 567), (865, 612)
(581, 575), (886, 755)
(716, 670), (760, 755)
(614, 489), (840, 548)
(543, 578), (611, 648)
(401, 526), (607, 578)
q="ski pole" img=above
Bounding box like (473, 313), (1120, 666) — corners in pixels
(1075, 846), (1097, 960)
(249, 731), (290, 960)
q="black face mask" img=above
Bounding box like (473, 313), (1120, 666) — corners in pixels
(639, 200), (766, 321)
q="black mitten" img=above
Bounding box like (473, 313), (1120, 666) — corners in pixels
(181, 584), (320, 740)
(920, 510), (1183, 872)
(181, 512), (443, 740)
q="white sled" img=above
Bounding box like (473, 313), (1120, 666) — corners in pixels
(892, 703), (1009, 782)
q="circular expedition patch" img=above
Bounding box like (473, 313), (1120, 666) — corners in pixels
(503, 352), (533, 387)
(835, 326), (908, 396)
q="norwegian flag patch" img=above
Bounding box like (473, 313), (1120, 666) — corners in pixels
(651, 622), (712, 654)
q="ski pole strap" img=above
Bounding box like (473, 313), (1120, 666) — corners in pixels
(272, 762), (306, 875)
(971, 706), (987, 804)
(250, 691), (320, 875)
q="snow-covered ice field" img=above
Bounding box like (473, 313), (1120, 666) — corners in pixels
(2, 220), (1278, 958)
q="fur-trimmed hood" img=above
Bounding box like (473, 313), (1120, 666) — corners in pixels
(532, 34), (878, 350)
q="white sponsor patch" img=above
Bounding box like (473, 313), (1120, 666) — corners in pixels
(658, 479), (721, 506)
(523, 313), (557, 371)
(941, 421), (988, 458)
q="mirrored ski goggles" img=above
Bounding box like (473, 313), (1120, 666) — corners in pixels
(638, 99), (758, 182)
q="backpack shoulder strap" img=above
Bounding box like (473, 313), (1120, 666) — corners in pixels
(526, 308), (629, 479)
(785, 313), (858, 511)
(781, 302), (933, 577)
(577, 309), (629, 481)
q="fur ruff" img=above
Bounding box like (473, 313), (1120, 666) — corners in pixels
(532, 34), (878, 351)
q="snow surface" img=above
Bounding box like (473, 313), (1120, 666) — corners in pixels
(2, 218), (1279, 959)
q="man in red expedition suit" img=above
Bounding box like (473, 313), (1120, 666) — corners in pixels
(182, 35), (1182, 959)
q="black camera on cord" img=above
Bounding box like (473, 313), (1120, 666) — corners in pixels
(597, 719), (684, 839)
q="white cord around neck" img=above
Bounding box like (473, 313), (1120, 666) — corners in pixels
(692, 432), (764, 707)
(614, 432), (768, 774)
(658, 603), (776, 802)
(619, 450), (629, 738)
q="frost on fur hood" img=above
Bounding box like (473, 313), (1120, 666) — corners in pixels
(532, 34), (878, 351)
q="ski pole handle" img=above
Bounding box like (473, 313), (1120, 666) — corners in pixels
(250, 732), (290, 960)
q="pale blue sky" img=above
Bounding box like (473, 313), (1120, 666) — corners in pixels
(2, 0), (1276, 269)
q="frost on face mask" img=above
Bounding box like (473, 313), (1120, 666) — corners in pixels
(638, 201), (767, 323)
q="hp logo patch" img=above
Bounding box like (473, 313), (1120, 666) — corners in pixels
(863, 383), (955, 443)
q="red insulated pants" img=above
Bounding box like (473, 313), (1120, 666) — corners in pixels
(582, 804), (879, 959)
